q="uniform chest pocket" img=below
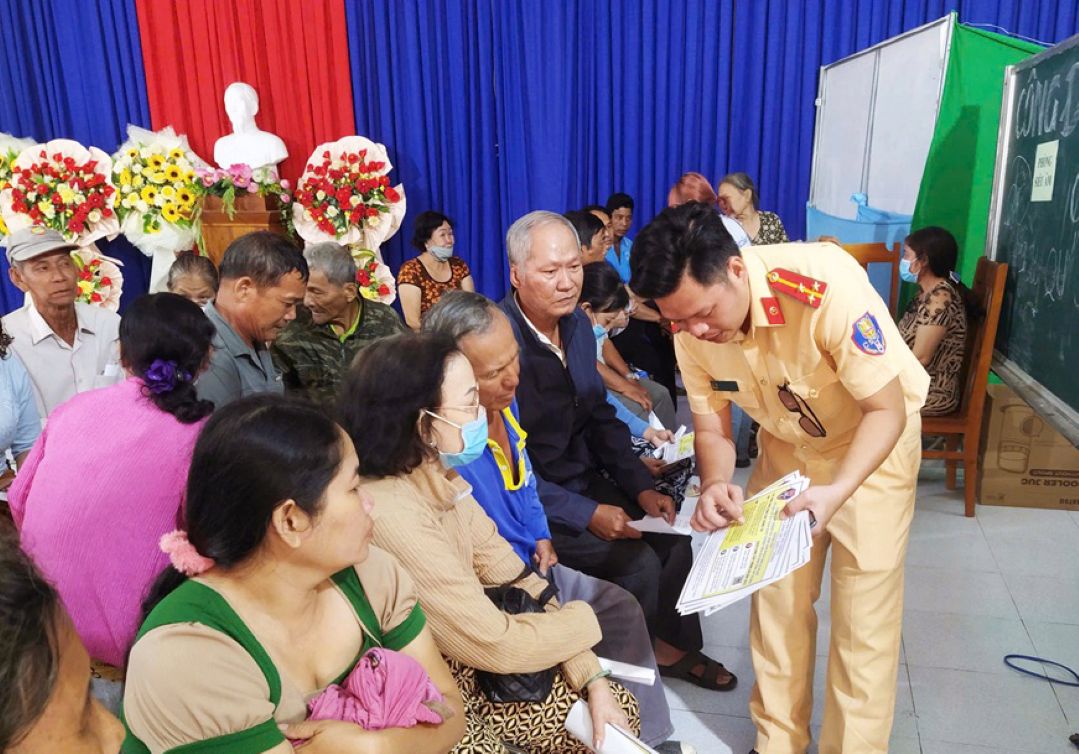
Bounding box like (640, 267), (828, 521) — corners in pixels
(710, 380), (761, 412)
(785, 362), (858, 439)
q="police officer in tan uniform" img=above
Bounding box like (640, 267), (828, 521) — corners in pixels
(629, 203), (929, 754)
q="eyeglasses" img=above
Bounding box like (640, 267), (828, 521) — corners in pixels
(424, 403), (484, 429)
(777, 382), (826, 438)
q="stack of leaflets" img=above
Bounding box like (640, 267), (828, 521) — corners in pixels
(675, 471), (813, 615)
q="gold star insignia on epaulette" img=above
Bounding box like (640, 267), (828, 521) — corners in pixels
(766, 268), (827, 309)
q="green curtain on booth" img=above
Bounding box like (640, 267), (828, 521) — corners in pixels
(909, 22), (1042, 286)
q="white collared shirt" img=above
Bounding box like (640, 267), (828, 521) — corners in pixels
(513, 293), (566, 365)
(2, 301), (122, 418)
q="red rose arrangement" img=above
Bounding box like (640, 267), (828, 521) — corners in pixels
(354, 250), (396, 304)
(294, 148), (401, 238)
(7, 147), (116, 240)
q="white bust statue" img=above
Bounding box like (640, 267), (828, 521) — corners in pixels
(213, 82), (288, 170)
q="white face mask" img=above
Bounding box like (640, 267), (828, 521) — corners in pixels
(429, 246), (454, 261)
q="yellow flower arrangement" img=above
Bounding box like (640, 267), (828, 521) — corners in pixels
(112, 132), (204, 250)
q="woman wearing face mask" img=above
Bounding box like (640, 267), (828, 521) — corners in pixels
(897, 226), (980, 416)
(337, 332), (640, 754)
(398, 211), (475, 330)
(580, 263), (695, 506)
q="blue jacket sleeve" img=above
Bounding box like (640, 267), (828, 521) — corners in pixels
(606, 390), (649, 438)
(534, 472), (598, 533)
(522, 460), (553, 542)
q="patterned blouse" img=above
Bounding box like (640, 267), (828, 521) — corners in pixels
(751, 211), (789, 245)
(397, 256), (472, 316)
(898, 280), (967, 415)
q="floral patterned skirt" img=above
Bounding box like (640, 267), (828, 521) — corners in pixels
(446, 658), (640, 754)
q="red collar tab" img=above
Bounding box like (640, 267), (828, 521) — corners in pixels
(760, 296), (785, 325)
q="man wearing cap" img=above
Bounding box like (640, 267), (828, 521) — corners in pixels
(2, 227), (121, 417)
(629, 203), (929, 754)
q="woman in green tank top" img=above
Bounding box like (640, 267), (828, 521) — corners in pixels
(122, 395), (465, 754)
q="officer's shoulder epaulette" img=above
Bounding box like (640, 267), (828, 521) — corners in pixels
(766, 268), (827, 309)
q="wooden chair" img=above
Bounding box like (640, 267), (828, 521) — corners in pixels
(921, 257), (1008, 517)
(840, 242), (902, 316)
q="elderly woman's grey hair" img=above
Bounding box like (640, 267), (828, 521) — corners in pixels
(303, 242), (357, 287)
(422, 290), (502, 342)
(505, 210), (580, 267)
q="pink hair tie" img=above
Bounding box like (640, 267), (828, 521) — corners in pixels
(159, 530), (215, 576)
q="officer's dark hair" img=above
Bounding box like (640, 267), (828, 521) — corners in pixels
(563, 210), (603, 250)
(337, 332), (460, 478)
(581, 261), (629, 313)
(0, 519), (62, 750)
(218, 230), (308, 288)
(606, 192), (634, 215)
(630, 201), (740, 300)
(905, 226), (982, 318)
(583, 204), (609, 218)
(411, 211), (453, 251)
(141, 395), (345, 620)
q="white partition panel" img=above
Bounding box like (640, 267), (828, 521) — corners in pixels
(810, 15), (953, 218)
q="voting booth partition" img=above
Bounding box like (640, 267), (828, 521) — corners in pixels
(807, 15), (955, 245)
(808, 15), (1041, 303)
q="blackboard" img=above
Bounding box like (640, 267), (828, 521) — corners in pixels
(988, 32), (1079, 446)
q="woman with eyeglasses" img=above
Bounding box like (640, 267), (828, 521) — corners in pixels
(336, 332), (639, 754)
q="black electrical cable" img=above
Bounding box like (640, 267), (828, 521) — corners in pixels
(1002, 654), (1079, 749)
(1003, 654), (1079, 687)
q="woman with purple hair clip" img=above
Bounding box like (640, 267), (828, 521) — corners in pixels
(8, 292), (215, 709)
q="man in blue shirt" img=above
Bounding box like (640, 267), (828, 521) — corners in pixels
(425, 291), (687, 750)
(496, 210), (735, 694)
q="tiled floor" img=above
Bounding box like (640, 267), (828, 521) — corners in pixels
(663, 456), (1079, 753)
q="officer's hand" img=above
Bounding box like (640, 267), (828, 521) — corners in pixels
(588, 504), (643, 541)
(638, 489), (676, 524)
(691, 481), (745, 531)
(781, 484), (846, 538)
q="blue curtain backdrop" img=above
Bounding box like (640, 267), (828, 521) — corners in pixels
(0, 0), (151, 314)
(1, 0), (1077, 312)
(346, 0), (1079, 300)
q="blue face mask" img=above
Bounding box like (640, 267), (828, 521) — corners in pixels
(592, 323), (607, 341)
(429, 246), (454, 261)
(427, 409), (489, 468)
(899, 258), (918, 284)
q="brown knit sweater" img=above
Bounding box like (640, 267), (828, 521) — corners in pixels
(364, 461), (603, 690)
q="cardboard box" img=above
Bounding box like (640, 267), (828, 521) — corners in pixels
(979, 384), (1079, 511)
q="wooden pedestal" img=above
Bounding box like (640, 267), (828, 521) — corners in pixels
(200, 194), (289, 267)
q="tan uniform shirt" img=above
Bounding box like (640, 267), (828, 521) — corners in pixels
(677, 243), (929, 466)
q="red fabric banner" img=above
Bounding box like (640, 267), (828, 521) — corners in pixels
(135, 0), (356, 182)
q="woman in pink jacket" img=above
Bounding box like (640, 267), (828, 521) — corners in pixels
(10, 292), (215, 673)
